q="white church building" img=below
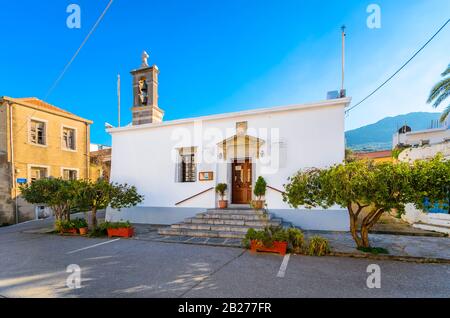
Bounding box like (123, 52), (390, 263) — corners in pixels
(106, 53), (352, 232)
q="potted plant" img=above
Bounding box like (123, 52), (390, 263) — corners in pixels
(56, 220), (77, 235)
(252, 176), (267, 210)
(104, 221), (134, 238)
(215, 183), (228, 209)
(243, 227), (288, 256)
(73, 218), (88, 235)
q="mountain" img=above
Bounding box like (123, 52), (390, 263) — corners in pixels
(345, 112), (442, 151)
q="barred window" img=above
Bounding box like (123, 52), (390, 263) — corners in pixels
(176, 147), (196, 182)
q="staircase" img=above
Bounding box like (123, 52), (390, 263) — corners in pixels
(413, 213), (450, 235)
(158, 208), (285, 239)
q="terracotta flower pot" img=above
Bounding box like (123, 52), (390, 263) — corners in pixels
(250, 240), (287, 256)
(253, 200), (264, 210)
(78, 227), (88, 235)
(218, 200), (228, 209)
(107, 227), (134, 238)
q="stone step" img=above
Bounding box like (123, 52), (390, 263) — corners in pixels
(171, 223), (263, 233)
(413, 223), (450, 235)
(185, 217), (282, 227)
(206, 208), (267, 214)
(158, 227), (246, 239)
(197, 212), (273, 221)
(424, 217), (450, 227)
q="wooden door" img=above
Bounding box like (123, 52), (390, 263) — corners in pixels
(232, 159), (252, 204)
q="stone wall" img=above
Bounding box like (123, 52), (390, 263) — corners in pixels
(0, 155), (14, 224)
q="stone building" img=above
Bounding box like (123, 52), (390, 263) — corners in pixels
(0, 97), (92, 224)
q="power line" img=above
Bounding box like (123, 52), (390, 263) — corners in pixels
(346, 18), (450, 115)
(44, 0), (114, 99)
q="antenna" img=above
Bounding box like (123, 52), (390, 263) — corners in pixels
(341, 25), (346, 96)
(117, 74), (121, 127)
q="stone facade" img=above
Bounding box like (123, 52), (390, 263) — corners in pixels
(0, 97), (92, 223)
(130, 62), (164, 125)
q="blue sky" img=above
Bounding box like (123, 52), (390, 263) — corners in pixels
(1, 0), (449, 145)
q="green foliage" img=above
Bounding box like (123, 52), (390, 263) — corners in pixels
(427, 63), (450, 122)
(215, 183), (227, 199)
(243, 226), (304, 252)
(72, 218), (88, 229)
(409, 154), (450, 211)
(392, 146), (408, 159)
(253, 176), (267, 199)
(287, 228), (305, 253)
(283, 156), (450, 248)
(307, 236), (330, 256)
(100, 221), (132, 229)
(20, 178), (78, 221)
(357, 246), (389, 254)
(55, 219), (76, 231)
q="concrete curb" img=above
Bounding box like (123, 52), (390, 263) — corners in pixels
(328, 251), (450, 264)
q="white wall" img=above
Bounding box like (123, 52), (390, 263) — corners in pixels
(107, 99), (349, 227)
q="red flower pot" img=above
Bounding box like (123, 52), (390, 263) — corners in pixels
(107, 227), (134, 238)
(61, 228), (77, 235)
(78, 227), (88, 235)
(250, 240), (287, 256)
(218, 200), (228, 209)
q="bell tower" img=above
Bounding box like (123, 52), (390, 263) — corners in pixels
(131, 51), (164, 125)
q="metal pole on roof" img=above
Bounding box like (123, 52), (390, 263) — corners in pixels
(341, 25), (346, 93)
(117, 74), (121, 127)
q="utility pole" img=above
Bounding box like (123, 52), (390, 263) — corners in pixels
(117, 74), (121, 127)
(341, 25), (346, 97)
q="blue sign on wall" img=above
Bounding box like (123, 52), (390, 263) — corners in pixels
(16, 178), (27, 184)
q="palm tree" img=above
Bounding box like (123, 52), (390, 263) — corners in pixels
(427, 64), (450, 123)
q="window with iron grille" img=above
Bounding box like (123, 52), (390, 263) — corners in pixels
(62, 127), (76, 150)
(181, 153), (196, 182)
(30, 120), (46, 145)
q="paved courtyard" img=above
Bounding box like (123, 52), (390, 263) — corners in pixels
(0, 219), (449, 298)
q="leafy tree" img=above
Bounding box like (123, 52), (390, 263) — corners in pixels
(19, 178), (78, 222)
(409, 154), (450, 213)
(283, 161), (412, 248)
(427, 63), (450, 123)
(75, 179), (143, 229)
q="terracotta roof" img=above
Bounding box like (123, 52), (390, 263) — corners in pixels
(354, 150), (392, 159)
(1, 96), (93, 124)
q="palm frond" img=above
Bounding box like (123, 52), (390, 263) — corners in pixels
(432, 83), (450, 108)
(427, 77), (450, 105)
(439, 104), (450, 123)
(441, 64), (450, 77)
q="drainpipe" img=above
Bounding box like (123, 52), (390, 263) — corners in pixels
(7, 102), (17, 224)
(86, 122), (89, 180)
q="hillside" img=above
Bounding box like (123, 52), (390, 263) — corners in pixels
(345, 112), (442, 151)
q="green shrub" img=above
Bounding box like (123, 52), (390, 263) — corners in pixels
(287, 228), (304, 253)
(101, 221), (132, 229)
(307, 236), (330, 256)
(215, 183), (227, 200)
(242, 226), (305, 253)
(253, 176), (267, 199)
(357, 246), (389, 254)
(72, 218), (88, 229)
(55, 220), (76, 231)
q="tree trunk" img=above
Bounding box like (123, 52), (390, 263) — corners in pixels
(360, 224), (371, 248)
(349, 212), (363, 248)
(91, 207), (97, 230)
